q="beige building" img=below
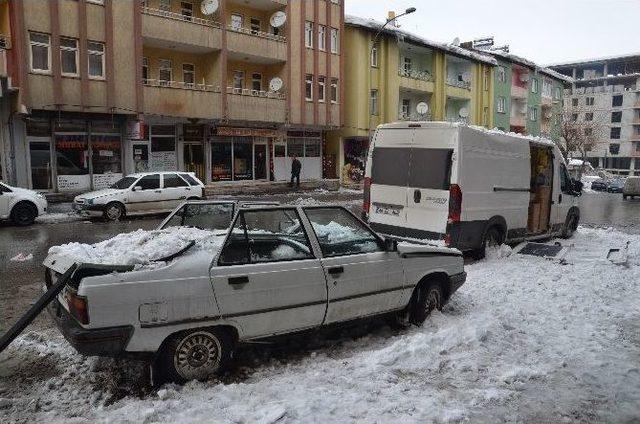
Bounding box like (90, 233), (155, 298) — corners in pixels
(1, 0), (344, 193)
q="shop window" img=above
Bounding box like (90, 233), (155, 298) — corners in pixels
(287, 139), (304, 157)
(233, 139), (253, 181)
(91, 134), (122, 188)
(305, 140), (321, 157)
(274, 144), (286, 157)
(211, 140), (232, 181)
(56, 134), (90, 191)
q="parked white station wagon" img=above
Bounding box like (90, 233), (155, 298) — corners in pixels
(73, 172), (204, 221)
(43, 205), (466, 383)
(0, 181), (48, 226)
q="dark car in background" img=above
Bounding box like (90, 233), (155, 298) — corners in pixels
(590, 179), (607, 191)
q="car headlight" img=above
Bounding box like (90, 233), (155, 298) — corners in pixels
(36, 192), (46, 200)
(87, 198), (94, 205)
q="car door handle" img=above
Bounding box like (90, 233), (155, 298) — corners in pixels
(414, 189), (421, 203)
(328, 266), (344, 276)
(228, 276), (249, 285)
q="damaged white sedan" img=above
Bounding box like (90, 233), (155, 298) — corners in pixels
(43, 206), (466, 383)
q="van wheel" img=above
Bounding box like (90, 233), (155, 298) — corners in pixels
(561, 211), (579, 239)
(103, 202), (125, 221)
(11, 201), (37, 226)
(409, 280), (444, 326)
(472, 226), (503, 260)
(153, 328), (233, 385)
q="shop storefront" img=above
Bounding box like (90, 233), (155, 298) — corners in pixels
(272, 130), (323, 182)
(342, 137), (369, 185)
(130, 124), (178, 174)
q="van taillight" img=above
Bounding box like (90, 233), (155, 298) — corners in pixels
(448, 184), (462, 224)
(67, 292), (89, 325)
(363, 177), (372, 214)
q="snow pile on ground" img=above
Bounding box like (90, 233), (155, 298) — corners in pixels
(36, 213), (89, 224)
(46, 227), (222, 266)
(2, 227), (640, 423)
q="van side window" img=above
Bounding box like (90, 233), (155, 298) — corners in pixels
(560, 164), (571, 194)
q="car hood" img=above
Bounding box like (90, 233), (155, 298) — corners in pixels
(76, 188), (121, 201)
(397, 242), (462, 257)
(9, 186), (45, 200)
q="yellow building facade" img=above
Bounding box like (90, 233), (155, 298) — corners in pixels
(327, 16), (495, 186)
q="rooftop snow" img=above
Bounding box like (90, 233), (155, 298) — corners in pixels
(485, 50), (574, 84)
(345, 15), (497, 66)
(546, 52), (640, 68)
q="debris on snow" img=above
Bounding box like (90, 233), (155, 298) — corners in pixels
(10, 253), (34, 262)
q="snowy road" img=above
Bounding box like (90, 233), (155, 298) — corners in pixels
(1, 226), (639, 423)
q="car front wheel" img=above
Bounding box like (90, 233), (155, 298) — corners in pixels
(11, 201), (37, 226)
(409, 281), (444, 326)
(103, 202), (125, 221)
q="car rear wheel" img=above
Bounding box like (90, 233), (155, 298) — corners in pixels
(409, 281), (444, 326)
(103, 202), (125, 221)
(472, 226), (503, 260)
(561, 211), (579, 239)
(153, 328), (233, 385)
(11, 201), (37, 226)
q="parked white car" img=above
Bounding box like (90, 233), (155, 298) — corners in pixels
(0, 181), (48, 226)
(73, 172), (204, 220)
(43, 205), (466, 384)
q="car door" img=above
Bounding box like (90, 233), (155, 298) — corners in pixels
(126, 174), (161, 213)
(210, 208), (328, 339)
(303, 206), (405, 324)
(160, 173), (191, 211)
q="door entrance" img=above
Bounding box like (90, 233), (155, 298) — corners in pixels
(184, 143), (205, 182)
(254, 143), (268, 181)
(29, 140), (52, 190)
(133, 143), (149, 173)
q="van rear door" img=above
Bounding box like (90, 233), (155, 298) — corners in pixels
(368, 128), (413, 238)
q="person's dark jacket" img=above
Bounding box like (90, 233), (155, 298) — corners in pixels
(291, 159), (302, 176)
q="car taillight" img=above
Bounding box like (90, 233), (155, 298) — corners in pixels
(67, 292), (89, 325)
(448, 184), (462, 224)
(363, 177), (372, 214)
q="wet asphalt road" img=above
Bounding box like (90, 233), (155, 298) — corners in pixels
(0, 189), (637, 330)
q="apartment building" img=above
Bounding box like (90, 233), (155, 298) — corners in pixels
(328, 15), (495, 186)
(549, 54), (640, 176)
(0, 0), (343, 193)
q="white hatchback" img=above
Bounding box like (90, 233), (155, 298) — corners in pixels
(0, 182), (48, 226)
(73, 172), (204, 220)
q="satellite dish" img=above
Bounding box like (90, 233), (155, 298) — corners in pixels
(416, 102), (429, 115)
(452, 37), (460, 46)
(269, 77), (284, 92)
(200, 0), (219, 15)
(270, 11), (287, 28)
(461, 72), (472, 83)
(459, 107), (469, 118)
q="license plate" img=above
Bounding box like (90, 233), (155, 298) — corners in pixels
(374, 204), (402, 217)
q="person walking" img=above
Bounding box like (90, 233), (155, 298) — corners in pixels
(290, 156), (302, 188)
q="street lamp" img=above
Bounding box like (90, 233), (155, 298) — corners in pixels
(368, 7), (416, 140)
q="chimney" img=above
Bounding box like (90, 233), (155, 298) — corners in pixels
(387, 11), (398, 27)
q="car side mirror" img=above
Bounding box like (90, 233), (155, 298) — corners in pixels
(132, 186), (142, 192)
(572, 179), (583, 194)
(384, 238), (398, 252)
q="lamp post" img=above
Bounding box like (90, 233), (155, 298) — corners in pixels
(367, 7), (416, 142)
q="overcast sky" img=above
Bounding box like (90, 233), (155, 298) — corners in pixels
(345, 0), (640, 65)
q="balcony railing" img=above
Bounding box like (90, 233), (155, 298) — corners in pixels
(398, 68), (434, 82)
(446, 117), (469, 124)
(142, 6), (221, 27)
(227, 25), (286, 42)
(0, 35), (11, 50)
(144, 79), (219, 92)
(399, 112), (432, 121)
(226, 86), (285, 99)
(446, 78), (471, 90)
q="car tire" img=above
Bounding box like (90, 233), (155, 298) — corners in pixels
(561, 211), (579, 239)
(623, 195), (627, 200)
(10, 201), (37, 226)
(471, 226), (503, 260)
(103, 202), (125, 221)
(153, 328), (233, 385)
(409, 280), (444, 326)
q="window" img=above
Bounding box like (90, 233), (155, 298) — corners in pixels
(497, 66), (506, 83)
(330, 78), (338, 103)
(318, 25), (326, 51)
(182, 63), (195, 87)
(87, 41), (105, 78)
(403, 57), (412, 74)
(181, 2), (193, 20)
(318, 76), (326, 102)
(497, 96), (506, 113)
(231, 14), (243, 30)
(60, 37), (78, 76)
(142, 57), (149, 83)
(529, 106), (538, 122)
(305, 208), (382, 257)
(159, 59), (172, 85)
(586, 97), (595, 106)
(87, 0), (105, 4)
(572, 98), (578, 107)
(401, 99), (410, 116)
(611, 127), (621, 139)
(571, 113), (578, 122)
(483, 68), (490, 91)
(163, 173), (189, 188)
(559, 164), (571, 194)
(29, 32), (50, 72)
(370, 43), (378, 67)
(554, 87), (561, 100)
(179, 173), (200, 186)
(609, 144), (620, 155)
(305, 74), (313, 101)
(584, 128), (593, 137)
(370, 90), (378, 115)
(611, 111), (622, 123)
(585, 112), (593, 121)
(218, 209), (314, 266)
(164, 203), (234, 231)
(233, 70), (244, 90)
(251, 73), (262, 92)
(305, 21), (313, 48)
(159, 0), (171, 11)
(330, 28), (339, 54)
(250, 18), (261, 35)
(531, 78), (539, 93)
(136, 174), (160, 190)
(371, 147), (453, 190)
(612, 95), (623, 107)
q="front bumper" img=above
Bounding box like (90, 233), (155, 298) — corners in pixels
(48, 298), (133, 357)
(449, 271), (467, 296)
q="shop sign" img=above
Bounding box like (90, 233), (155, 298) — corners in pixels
(126, 121), (146, 140)
(183, 125), (205, 141)
(57, 175), (91, 192)
(93, 173), (123, 190)
(216, 127), (280, 138)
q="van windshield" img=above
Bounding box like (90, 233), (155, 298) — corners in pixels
(372, 147), (453, 190)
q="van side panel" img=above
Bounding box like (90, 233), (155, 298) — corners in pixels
(458, 127), (531, 234)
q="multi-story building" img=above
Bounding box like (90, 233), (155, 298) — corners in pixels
(328, 15), (496, 186)
(549, 54), (640, 176)
(0, 0), (343, 193)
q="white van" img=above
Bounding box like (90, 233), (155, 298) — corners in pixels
(363, 122), (582, 257)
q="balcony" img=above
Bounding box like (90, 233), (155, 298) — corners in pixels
(398, 68), (435, 93)
(143, 79), (221, 119)
(226, 25), (286, 63)
(510, 114), (526, 128)
(399, 112), (432, 122)
(446, 77), (471, 90)
(511, 85), (528, 99)
(541, 95), (553, 107)
(226, 88), (286, 123)
(142, 7), (222, 51)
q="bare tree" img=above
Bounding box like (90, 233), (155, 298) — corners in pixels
(560, 106), (608, 179)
